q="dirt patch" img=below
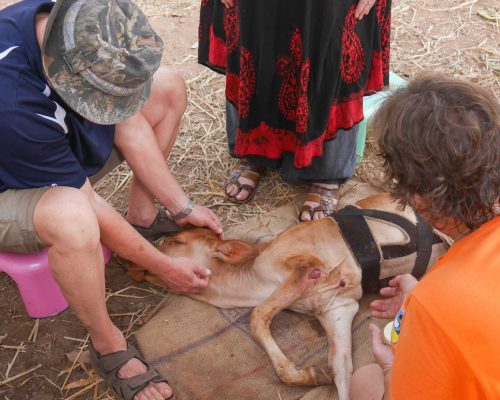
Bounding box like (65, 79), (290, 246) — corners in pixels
(0, 0), (498, 399)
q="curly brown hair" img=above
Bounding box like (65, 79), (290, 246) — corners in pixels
(371, 73), (500, 228)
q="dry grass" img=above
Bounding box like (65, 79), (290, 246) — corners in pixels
(358, 0), (500, 186)
(96, 66), (303, 227)
(0, 0), (498, 398)
(97, 0), (500, 227)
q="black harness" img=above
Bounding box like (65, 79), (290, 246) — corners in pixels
(331, 206), (443, 293)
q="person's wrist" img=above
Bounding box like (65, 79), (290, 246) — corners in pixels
(171, 200), (195, 221)
(147, 252), (174, 276)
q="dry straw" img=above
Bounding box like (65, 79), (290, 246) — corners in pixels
(79, 1), (500, 393)
(97, 0), (499, 228)
(0, 0), (497, 398)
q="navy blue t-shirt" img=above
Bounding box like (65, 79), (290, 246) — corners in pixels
(0, 0), (115, 192)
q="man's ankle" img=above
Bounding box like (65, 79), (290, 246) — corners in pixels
(126, 209), (158, 228)
(90, 326), (127, 355)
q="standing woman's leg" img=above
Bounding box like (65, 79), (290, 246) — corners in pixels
(279, 124), (358, 221)
(224, 101), (266, 203)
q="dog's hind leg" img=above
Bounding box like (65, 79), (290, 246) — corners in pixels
(318, 301), (359, 400)
(250, 253), (332, 386)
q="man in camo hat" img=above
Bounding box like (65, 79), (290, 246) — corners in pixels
(0, 0), (223, 398)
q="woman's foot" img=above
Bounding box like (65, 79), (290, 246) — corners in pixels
(300, 183), (340, 222)
(225, 162), (264, 204)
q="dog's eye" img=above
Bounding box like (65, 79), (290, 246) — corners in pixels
(170, 239), (185, 245)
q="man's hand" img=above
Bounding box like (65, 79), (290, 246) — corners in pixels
(177, 205), (224, 239)
(155, 256), (211, 294)
(220, 0), (234, 8)
(369, 323), (393, 373)
(354, 0), (376, 20)
(370, 274), (417, 320)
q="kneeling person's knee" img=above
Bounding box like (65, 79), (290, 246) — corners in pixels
(154, 68), (187, 112)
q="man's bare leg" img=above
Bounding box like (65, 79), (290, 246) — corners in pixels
(33, 187), (172, 400)
(116, 68), (188, 228)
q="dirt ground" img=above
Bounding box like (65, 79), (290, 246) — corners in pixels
(0, 0), (498, 399)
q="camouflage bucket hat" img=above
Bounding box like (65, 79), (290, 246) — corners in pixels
(42, 0), (164, 125)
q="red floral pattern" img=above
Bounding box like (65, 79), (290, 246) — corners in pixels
(199, 0), (390, 168)
(365, 50), (384, 93)
(234, 95), (365, 168)
(208, 26), (226, 68)
(340, 5), (365, 84)
(295, 61), (310, 133)
(233, 54), (386, 168)
(238, 47), (256, 118)
(376, 0), (391, 75)
(226, 72), (239, 105)
(224, 2), (239, 53)
(276, 28), (311, 134)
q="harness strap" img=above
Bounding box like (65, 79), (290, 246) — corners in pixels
(332, 209), (381, 293)
(413, 212), (434, 279)
(332, 206), (441, 292)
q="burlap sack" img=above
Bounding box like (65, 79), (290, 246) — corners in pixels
(136, 179), (384, 400)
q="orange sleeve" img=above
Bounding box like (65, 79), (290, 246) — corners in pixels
(390, 296), (479, 400)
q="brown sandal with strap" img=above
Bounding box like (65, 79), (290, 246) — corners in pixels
(128, 206), (181, 241)
(300, 184), (340, 222)
(89, 342), (174, 400)
(224, 162), (264, 204)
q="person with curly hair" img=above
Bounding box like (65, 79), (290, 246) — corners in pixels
(198, 0), (391, 221)
(350, 73), (500, 399)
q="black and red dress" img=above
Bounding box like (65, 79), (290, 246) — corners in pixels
(199, 0), (391, 184)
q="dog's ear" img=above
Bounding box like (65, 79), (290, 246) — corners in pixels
(212, 240), (259, 264)
(145, 274), (164, 288)
(128, 263), (165, 288)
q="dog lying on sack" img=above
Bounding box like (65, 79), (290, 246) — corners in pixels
(129, 193), (450, 400)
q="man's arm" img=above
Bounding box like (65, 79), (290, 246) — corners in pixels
(79, 180), (211, 293)
(114, 110), (223, 238)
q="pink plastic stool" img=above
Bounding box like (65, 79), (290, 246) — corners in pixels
(0, 245), (111, 318)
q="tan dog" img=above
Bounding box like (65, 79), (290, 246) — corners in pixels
(129, 193), (450, 400)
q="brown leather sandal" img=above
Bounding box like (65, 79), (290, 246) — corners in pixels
(224, 163), (264, 204)
(128, 206), (181, 241)
(89, 342), (173, 400)
(300, 184), (340, 222)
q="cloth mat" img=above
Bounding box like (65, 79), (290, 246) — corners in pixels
(136, 179), (384, 400)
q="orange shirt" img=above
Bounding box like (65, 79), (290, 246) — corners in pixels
(390, 217), (500, 399)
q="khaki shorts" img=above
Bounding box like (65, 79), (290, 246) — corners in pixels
(0, 187), (50, 253)
(0, 148), (124, 253)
